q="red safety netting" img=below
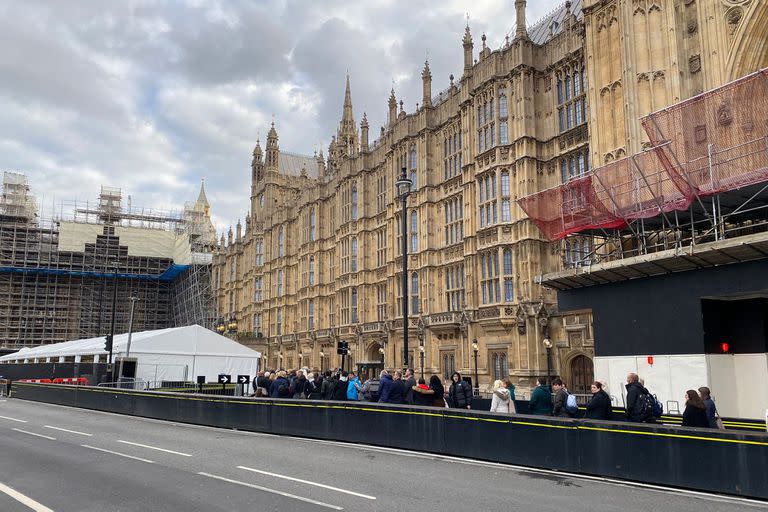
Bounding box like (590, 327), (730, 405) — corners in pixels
(519, 68), (768, 241)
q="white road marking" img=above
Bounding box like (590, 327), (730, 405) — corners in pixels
(43, 425), (92, 437)
(116, 440), (192, 457)
(0, 482), (54, 512)
(81, 444), (154, 464)
(11, 428), (56, 441)
(237, 465), (376, 500)
(0, 414), (27, 423)
(197, 472), (343, 511)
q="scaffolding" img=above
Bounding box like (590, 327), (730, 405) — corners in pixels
(0, 176), (215, 349)
(519, 68), (768, 267)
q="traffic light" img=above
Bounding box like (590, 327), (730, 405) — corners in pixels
(104, 335), (113, 353)
(336, 340), (349, 355)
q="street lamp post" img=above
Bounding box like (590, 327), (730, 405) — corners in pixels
(417, 320), (425, 379)
(419, 346), (425, 379)
(118, 296), (139, 383)
(543, 337), (553, 388)
(395, 167), (412, 370)
(319, 350), (325, 373)
(107, 262), (119, 383)
(472, 340), (479, 396)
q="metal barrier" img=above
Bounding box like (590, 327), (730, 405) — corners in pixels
(11, 382), (768, 500)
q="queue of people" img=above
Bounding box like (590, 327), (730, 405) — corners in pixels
(249, 368), (723, 428)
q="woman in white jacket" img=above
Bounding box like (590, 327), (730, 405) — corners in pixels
(490, 379), (514, 413)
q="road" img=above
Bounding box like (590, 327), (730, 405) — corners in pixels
(0, 398), (764, 512)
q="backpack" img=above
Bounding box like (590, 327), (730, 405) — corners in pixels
(565, 393), (579, 415)
(651, 394), (663, 417)
(634, 392), (655, 420)
(277, 380), (289, 398)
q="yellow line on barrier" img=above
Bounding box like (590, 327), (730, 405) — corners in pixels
(444, 414), (478, 421)
(512, 420), (577, 430)
(577, 425), (768, 446)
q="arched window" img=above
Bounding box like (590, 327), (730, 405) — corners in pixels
(503, 248), (514, 302)
(557, 77), (563, 104)
(309, 207), (316, 241)
(410, 211), (418, 252)
(351, 288), (358, 323)
(499, 88), (508, 118)
(308, 300), (315, 330)
(409, 145), (417, 169)
(351, 184), (358, 220)
(409, 169), (417, 189)
(573, 68), (581, 96)
(309, 256), (315, 285)
(351, 237), (358, 272)
(277, 269), (283, 296)
(565, 73), (571, 100)
(278, 226), (284, 257)
(411, 272), (419, 314)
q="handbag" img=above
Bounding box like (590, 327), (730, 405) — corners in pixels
(715, 413), (725, 430)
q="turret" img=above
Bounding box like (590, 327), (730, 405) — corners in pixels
(360, 113), (369, 151)
(235, 219), (242, 242)
(515, 0), (528, 40)
(266, 122), (279, 170)
(422, 60), (432, 108)
(388, 88), (397, 127)
(463, 23), (473, 74)
(338, 73), (357, 154)
(252, 138), (264, 182)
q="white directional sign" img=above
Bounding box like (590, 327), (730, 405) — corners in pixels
(237, 375), (250, 385)
(217, 374), (231, 384)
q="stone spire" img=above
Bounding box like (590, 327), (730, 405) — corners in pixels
(196, 178), (209, 209)
(515, 0), (528, 40)
(388, 88), (397, 127)
(266, 121), (279, 170)
(360, 112), (369, 151)
(422, 60), (432, 108)
(338, 73), (358, 154)
(235, 219), (242, 242)
(463, 20), (474, 73)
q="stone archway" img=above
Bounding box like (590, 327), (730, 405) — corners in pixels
(564, 353), (594, 395)
(727, 3), (768, 81)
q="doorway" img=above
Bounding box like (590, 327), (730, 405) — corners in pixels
(570, 355), (594, 394)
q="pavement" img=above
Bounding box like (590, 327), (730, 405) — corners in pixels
(0, 398), (764, 512)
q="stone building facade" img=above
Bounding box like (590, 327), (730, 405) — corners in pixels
(212, 0), (766, 395)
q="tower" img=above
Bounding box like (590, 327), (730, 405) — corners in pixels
(251, 138), (264, 183)
(388, 88), (397, 128)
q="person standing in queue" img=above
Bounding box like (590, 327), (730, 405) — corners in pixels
(429, 375), (446, 407)
(490, 379), (512, 413)
(682, 389), (709, 428)
(448, 372), (472, 409)
(529, 377), (553, 415)
(698, 386), (720, 429)
(411, 377), (434, 406)
(551, 378), (572, 418)
(585, 381), (612, 420)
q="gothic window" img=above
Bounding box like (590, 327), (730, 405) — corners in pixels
(309, 256), (315, 285)
(410, 211), (418, 252)
(477, 92), (495, 153)
(309, 207), (316, 241)
(276, 308), (282, 336)
(253, 313), (262, 332)
(254, 277), (263, 301)
(351, 288), (359, 323)
(490, 351), (509, 381)
(277, 269), (283, 296)
(480, 251), (501, 304)
(377, 173), (387, 213)
(229, 260), (236, 281)
(377, 283), (387, 321)
(255, 238), (263, 266)
(351, 183), (358, 220)
(444, 264), (465, 312)
(351, 236), (358, 272)
(376, 228), (387, 267)
(501, 171), (511, 222)
(565, 236), (594, 268)
(503, 248), (514, 302)
(441, 351), (456, 380)
(499, 87), (508, 118)
(478, 172), (498, 228)
(443, 125), (463, 180)
(444, 195), (464, 246)
(308, 300), (315, 330)
(557, 65), (587, 133)
(411, 272), (419, 315)
(278, 226), (284, 257)
(500, 121), (508, 145)
(561, 149), (590, 183)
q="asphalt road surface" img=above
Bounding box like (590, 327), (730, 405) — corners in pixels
(0, 398), (764, 512)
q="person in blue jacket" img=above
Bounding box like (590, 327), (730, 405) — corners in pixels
(347, 372), (362, 400)
(378, 370), (394, 403)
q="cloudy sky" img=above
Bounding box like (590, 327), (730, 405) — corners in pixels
(1, 0), (563, 232)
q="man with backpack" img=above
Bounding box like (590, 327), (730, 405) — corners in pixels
(625, 373), (657, 422)
(551, 378), (576, 417)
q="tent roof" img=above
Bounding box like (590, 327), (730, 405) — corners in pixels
(0, 325), (261, 361)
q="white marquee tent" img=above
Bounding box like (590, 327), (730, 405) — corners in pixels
(0, 325), (261, 383)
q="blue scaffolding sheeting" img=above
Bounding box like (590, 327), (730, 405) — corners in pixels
(0, 263), (191, 282)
